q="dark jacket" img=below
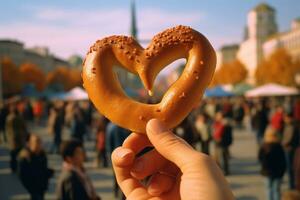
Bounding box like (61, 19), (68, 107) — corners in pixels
(56, 170), (90, 200)
(18, 148), (52, 194)
(282, 122), (299, 151)
(71, 117), (86, 142)
(258, 143), (286, 178)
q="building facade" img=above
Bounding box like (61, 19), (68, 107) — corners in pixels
(263, 18), (300, 61)
(216, 44), (239, 69)
(0, 39), (71, 73)
(237, 3), (278, 82)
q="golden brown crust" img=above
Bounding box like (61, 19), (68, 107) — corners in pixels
(82, 25), (216, 133)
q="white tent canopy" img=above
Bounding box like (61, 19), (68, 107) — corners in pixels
(65, 87), (89, 100)
(245, 83), (299, 97)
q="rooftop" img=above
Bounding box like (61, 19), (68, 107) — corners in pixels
(220, 44), (239, 51)
(253, 3), (275, 12)
(0, 39), (23, 46)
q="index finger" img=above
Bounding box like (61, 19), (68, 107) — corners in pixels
(123, 132), (153, 154)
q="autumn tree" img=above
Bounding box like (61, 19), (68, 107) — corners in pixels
(1, 57), (23, 96)
(69, 69), (82, 88)
(19, 62), (46, 91)
(46, 66), (82, 91)
(255, 48), (300, 86)
(210, 59), (248, 87)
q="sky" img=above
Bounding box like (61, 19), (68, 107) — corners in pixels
(0, 0), (300, 60)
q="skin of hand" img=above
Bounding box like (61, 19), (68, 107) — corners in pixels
(111, 119), (235, 200)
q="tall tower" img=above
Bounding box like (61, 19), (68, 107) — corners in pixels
(130, 0), (138, 40)
(248, 3), (277, 41)
(249, 3), (277, 62)
(126, 0), (143, 92)
(237, 3), (278, 83)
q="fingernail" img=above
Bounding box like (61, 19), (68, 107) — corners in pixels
(147, 119), (168, 134)
(116, 149), (131, 159)
(148, 183), (162, 196)
(132, 159), (144, 172)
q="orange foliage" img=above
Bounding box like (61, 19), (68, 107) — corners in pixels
(210, 59), (248, 87)
(19, 62), (46, 91)
(255, 49), (300, 86)
(1, 57), (23, 95)
(46, 66), (82, 90)
(69, 69), (82, 88)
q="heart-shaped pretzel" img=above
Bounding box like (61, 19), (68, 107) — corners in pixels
(82, 25), (216, 133)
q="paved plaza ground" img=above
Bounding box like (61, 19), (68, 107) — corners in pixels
(0, 124), (289, 200)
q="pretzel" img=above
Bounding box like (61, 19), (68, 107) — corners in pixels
(82, 25), (216, 133)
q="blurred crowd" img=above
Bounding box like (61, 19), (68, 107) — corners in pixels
(0, 96), (300, 200)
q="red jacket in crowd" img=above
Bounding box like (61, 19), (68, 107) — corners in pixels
(270, 111), (284, 131)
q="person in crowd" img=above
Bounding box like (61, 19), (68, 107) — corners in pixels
(174, 117), (197, 147)
(270, 105), (284, 139)
(0, 102), (9, 143)
(33, 99), (43, 125)
(18, 134), (54, 200)
(195, 113), (211, 154)
(84, 102), (94, 128)
(212, 112), (233, 175)
(283, 97), (293, 115)
(64, 102), (75, 127)
(111, 119), (234, 200)
(252, 99), (269, 145)
(23, 99), (34, 122)
(106, 122), (130, 200)
(96, 118), (108, 168)
(243, 100), (252, 133)
(282, 113), (299, 189)
(221, 98), (233, 119)
(294, 142), (300, 192)
(6, 104), (28, 172)
(204, 98), (217, 119)
(48, 107), (64, 154)
(294, 98), (300, 129)
(71, 106), (86, 143)
(233, 100), (245, 128)
(56, 139), (101, 200)
(258, 127), (286, 200)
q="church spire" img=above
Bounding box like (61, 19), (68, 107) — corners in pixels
(130, 0), (138, 40)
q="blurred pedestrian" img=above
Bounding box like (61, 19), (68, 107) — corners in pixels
(252, 100), (269, 145)
(95, 118), (108, 168)
(33, 99), (43, 125)
(195, 113), (211, 154)
(174, 117), (197, 147)
(294, 144), (300, 192)
(56, 139), (101, 200)
(48, 107), (64, 154)
(71, 106), (86, 143)
(221, 98), (233, 119)
(6, 104), (28, 172)
(106, 122), (130, 200)
(23, 99), (34, 122)
(18, 134), (54, 200)
(270, 105), (284, 139)
(258, 127), (286, 200)
(282, 113), (299, 189)
(233, 100), (245, 128)
(212, 112), (233, 175)
(293, 98), (300, 129)
(0, 102), (9, 143)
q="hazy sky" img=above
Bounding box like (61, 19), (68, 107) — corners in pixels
(1, 0), (299, 59)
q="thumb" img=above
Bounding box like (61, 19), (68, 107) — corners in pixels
(146, 119), (200, 171)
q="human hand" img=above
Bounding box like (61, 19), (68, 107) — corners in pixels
(111, 119), (234, 200)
